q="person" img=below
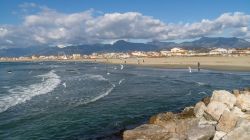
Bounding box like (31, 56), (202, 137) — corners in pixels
(198, 62), (200, 71)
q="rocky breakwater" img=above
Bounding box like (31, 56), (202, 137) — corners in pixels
(123, 88), (250, 140)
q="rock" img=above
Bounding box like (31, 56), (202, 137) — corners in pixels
(194, 101), (207, 118)
(236, 94), (250, 111)
(205, 101), (230, 121)
(210, 90), (236, 109)
(231, 107), (246, 118)
(178, 106), (195, 118)
(213, 131), (227, 140)
(201, 96), (211, 106)
(149, 112), (177, 133)
(216, 110), (238, 133)
(243, 87), (250, 92)
(175, 118), (199, 135)
(222, 119), (250, 140)
(199, 117), (217, 126)
(149, 112), (175, 124)
(123, 124), (187, 140)
(187, 124), (215, 140)
(232, 89), (240, 97)
(232, 89), (240, 94)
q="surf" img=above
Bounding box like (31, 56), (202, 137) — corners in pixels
(0, 70), (61, 113)
(76, 84), (116, 106)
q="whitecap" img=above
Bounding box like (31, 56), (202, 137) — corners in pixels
(82, 74), (108, 81)
(77, 84), (115, 106)
(196, 82), (207, 86)
(118, 79), (125, 85)
(120, 64), (124, 70)
(0, 70), (61, 113)
(198, 91), (208, 95)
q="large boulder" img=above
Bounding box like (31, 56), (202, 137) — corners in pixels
(201, 96), (211, 106)
(213, 131), (227, 140)
(222, 119), (250, 140)
(216, 110), (238, 133)
(232, 89), (240, 97)
(205, 101), (230, 121)
(149, 112), (176, 133)
(194, 101), (207, 118)
(123, 124), (187, 140)
(187, 124), (215, 140)
(199, 117), (217, 126)
(231, 106), (247, 118)
(236, 94), (250, 111)
(210, 90), (236, 109)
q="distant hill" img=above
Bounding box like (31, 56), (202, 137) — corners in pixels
(0, 37), (249, 57)
(179, 37), (250, 49)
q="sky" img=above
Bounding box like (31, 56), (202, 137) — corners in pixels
(0, 0), (250, 48)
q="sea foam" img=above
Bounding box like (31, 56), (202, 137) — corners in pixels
(76, 84), (115, 106)
(0, 70), (61, 113)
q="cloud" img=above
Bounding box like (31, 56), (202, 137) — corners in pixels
(0, 7), (250, 48)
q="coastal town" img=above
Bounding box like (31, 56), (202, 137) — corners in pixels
(1, 47), (250, 61)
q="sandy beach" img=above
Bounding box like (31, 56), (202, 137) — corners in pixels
(88, 56), (250, 71)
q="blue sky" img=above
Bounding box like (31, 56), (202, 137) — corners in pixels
(0, 0), (250, 47)
(1, 0), (250, 24)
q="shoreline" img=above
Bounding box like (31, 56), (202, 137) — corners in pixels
(1, 56), (250, 72)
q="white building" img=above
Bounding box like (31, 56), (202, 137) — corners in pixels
(160, 50), (171, 56)
(72, 54), (81, 59)
(209, 48), (228, 55)
(131, 51), (147, 57)
(170, 47), (188, 56)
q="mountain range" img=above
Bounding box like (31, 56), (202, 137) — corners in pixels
(0, 37), (250, 57)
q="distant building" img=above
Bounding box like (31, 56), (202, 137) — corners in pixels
(131, 51), (147, 57)
(72, 54), (81, 59)
(160, 50), (171, 56)
(227, 48), (237, 54)
(31, 55), (39, 60)
(209, 48), (228, 55)
(146, 51), (160, 57)
(118, 53), (131, 58)
(170, 47), (188, 56)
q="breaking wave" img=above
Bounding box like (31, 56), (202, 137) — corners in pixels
(77, 84), (115, 106)
(67, 74), (108, 81)
(0, 70), (61, 113)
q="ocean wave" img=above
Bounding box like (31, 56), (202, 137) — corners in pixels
(68, 74), (108, 81)
(77, 84), (115, 106)
(118, 79), (125, 85)
(0, 70), (61, 113)
(196, 82), (207, 86)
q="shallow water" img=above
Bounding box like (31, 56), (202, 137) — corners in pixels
(0, 62), (249, 139)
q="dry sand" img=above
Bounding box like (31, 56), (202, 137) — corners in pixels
(86, 56), (250, 71)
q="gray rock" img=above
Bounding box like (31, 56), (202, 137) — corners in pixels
(222, 119), (250, 140)
(210, 90), (236, 109)
(187, 124), (215, 140)
(205, 101), (230, 121)
(194, 101), (207, 118)
(216, 110), (238, 133)
(236, 94), (250, 111)
(123, 124), (187, 140)
(213, 131), (227, 140)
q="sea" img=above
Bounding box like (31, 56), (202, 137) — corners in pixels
(0, 61), (250, 140)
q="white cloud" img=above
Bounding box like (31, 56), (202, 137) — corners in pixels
(0, 8), (250, 48)
(0, 28), (8, 37)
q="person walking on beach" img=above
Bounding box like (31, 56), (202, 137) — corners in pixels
(198, 62), (200, 71)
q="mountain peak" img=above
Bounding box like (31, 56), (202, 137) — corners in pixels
(113, 40), (128, 45)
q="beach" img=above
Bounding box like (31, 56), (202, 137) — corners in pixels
(89, 56), (250, 71)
